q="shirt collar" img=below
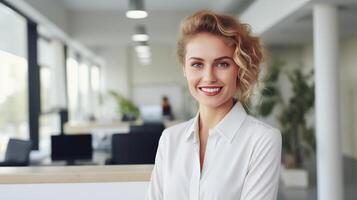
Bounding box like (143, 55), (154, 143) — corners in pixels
(185, 112), (200, 143)
(185, 101), (247, 143)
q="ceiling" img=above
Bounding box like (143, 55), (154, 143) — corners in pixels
(56, 0), (357, 48)
(60, 0), (249, 13)
(55, 0), (253, 47)
(261, 1), (357, 47)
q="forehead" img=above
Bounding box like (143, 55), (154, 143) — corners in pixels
(185, 33), (235, 60)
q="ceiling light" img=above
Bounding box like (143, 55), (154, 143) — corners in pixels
(135, 42), (150, 53)
(126, 0), (148, 19)
(137, 51), (151, 59)
(132, 25), (149, 41)
(132, 34), (149, 42)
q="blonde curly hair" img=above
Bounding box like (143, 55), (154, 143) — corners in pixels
(177, 10), (264, 103)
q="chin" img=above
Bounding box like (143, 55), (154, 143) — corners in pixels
(197, 97), (232, 109)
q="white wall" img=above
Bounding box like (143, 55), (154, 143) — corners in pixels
(339, 36), (357, 159)
(131, 44), (183, 85)
(96, 46), (130, 98)
(130, 43), (187, 119)
(91, 46), (130, 121)
(0, 182), (149, 200)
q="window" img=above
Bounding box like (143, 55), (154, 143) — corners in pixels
(0, 4), (28, 160)
(91, 65), (101, 118)
(38, 35), (66, 152)
(66, 49), (80, 121)
(78, 61), (90, 119)
(66, 50), (99, 122)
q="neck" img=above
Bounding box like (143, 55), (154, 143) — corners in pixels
(198, 98), (235, 131)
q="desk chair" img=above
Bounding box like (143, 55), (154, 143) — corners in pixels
(0, 138), (32, 166)
(106, 131), (162, 165)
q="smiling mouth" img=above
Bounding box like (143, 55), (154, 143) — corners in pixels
(198, 86), (223, 96)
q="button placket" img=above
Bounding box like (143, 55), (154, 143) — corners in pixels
(200, 130), (217, 181)
(189, 141), (201, 200)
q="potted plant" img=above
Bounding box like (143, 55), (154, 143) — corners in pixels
(108, 90), (140, 122)
(279, 68), (315, 187)
(253, 60), (316, 187)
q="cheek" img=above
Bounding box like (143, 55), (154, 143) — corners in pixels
(184, 69), (199, 85)
(221, 72), (239, 90)
(186, 75), (198, 89)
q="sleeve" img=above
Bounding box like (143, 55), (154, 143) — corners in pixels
(239, 129), (282, 200)
(145, 131), (167, 200)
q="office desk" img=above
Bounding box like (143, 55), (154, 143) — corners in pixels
(64, 120), (182, 134)
(0, 164), (153, 184)
(64, 121), (132, 135)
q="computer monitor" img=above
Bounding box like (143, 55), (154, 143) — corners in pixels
(140, 105), (163, 123)
(51, 134), (93, 165)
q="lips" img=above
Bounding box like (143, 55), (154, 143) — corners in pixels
(198, 86), (223, 96)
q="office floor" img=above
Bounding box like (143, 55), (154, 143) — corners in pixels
(278, 156), (357, 200)
(278, 184), (357, 200)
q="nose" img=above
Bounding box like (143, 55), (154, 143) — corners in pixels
(202, 66), (217, 83)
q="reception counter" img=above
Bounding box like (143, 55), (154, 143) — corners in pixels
(0, 165), (153, 184)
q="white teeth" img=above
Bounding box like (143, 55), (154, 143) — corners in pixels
(201, 87), (221, 93)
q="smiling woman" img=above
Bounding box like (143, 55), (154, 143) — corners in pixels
(183, 32), (240, 110)
(146, 10), (282, 200)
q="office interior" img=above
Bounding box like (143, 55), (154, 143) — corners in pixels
(0, 0), (356, 200)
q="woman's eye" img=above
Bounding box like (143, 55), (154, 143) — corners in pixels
(191, 63), (203, 68)
(217, 62), (230, 68)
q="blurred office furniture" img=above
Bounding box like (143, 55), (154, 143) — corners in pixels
(129, 122), (165, 135)
(51, 134), (93, 165)
(106, 123), (164, 164)
(58, 109), (68, 135)
(0, 138), (32, 166)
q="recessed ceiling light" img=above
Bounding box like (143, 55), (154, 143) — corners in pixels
(132, 34), (149, 42)
(135, 43), (150, 53)
(132, 25), (149, 41)
(126, 0), (147, 19)
(126, 10), (148, 19)
(137, 50), (151, 59)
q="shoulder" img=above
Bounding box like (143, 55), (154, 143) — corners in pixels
(242, 115), (282, 145)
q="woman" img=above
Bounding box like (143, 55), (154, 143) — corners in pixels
(161, 96), (174, 120)
(146, 10), (282, 200)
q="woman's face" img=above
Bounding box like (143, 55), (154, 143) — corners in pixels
(183, 32), (239, 109)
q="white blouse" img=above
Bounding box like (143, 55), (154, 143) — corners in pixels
(146, 102), (282, 200)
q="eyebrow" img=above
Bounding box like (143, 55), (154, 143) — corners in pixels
(188, 56), (233, 61)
